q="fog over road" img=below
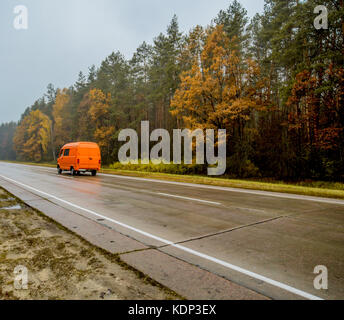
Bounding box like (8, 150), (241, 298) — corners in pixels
(0, 162), (343, 300)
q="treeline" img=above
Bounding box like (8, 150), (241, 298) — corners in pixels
(0, 122), (16, 160)
(1, 0), (343, 180)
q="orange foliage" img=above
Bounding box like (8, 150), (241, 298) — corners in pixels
(287, 66), (344, 151)
(88, 89), (115, 158)
(52, 89), (71, 148)
(171, 25), (267, 131)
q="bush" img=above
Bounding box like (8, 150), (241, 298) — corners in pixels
(241, 160), (261, 178)
(226, 157), (261, 178)
(109, 158), (262, 179)
(109, 161), (207, 175)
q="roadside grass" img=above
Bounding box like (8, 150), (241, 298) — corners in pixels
(1, 160), (344, 200)
(0, 160), (56, 168)
(100, 168), (344, 199)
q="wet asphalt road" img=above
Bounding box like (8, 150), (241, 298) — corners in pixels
(0, 162), (343, 300)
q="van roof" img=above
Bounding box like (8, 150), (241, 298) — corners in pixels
(63, 142), (99, 149)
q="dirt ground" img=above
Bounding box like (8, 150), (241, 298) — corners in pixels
(0, 188), (179, 300)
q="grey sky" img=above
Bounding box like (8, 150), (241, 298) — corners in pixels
(0, 0), (265, 124)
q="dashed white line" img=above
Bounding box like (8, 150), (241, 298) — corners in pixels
(0, 173), (323, 300)
(157, 193), (221, 206)
(98, 174), (344, 205)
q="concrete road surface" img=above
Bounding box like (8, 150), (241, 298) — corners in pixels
(0, 162), (343, 300)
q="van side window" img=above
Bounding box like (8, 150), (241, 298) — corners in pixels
(64, 149), (70, 157)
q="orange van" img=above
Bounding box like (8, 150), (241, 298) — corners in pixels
(57, 142), (101, 176)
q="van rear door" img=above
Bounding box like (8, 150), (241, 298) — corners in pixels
(78, 147), (100, 169)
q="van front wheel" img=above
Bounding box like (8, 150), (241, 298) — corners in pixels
(91, 170), (97, 176)
(57, 166), (62, 175)
(71, 168), (76, 176)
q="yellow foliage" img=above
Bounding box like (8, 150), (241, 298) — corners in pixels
(88, 88), (115, 160)
(171, 25), (266, 131)
(52, 88), (71, 148)
(88, 88), (112, 124)
(13, 110), (51, 162)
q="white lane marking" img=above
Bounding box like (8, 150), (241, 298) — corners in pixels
(0, 174), (323, 300)
(157, 193), (221, 206)
(98, 174), (344, 206)
(1, 163), (343, 205)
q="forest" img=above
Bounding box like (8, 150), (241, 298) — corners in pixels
(0, 0), (343, 181)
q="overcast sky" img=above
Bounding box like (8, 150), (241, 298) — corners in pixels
(0, 0), (265, 123)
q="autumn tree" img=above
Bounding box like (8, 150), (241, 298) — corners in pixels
(171, 25), (268, 175)
(88, 88), (115, 163)
(52, 88), (72, 153)
(13, 110), (51, 162)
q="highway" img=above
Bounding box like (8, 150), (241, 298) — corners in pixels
(0, 162), (343, 300)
